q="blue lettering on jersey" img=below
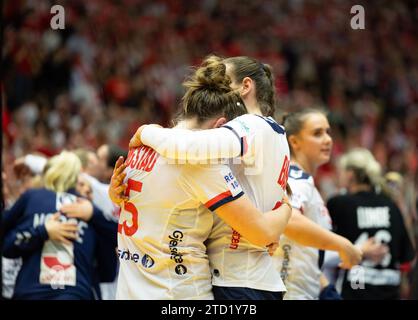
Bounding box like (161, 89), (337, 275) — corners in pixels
(224, 173), (239, 190)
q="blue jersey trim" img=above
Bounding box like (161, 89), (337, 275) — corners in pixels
(209, 191), (245, 211)
(289, 165), (311, 180)
(255, 115), (286, 135)
(222, 125), (245, 156)
(318, 249), (325, 269)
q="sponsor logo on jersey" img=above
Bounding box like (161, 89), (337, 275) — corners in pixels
(118, 248), (141, 264)
(221, 167), (242, 197)
(141, 254), (155, 268)
(229, 229), (241, 250)
(235, 119), (250, 134)
(280, 244), (292, 283)
(175, 264), (187, 275)
(169, 230), (184, 263)
(168, 230), (187, 275)
(224, 173), (240, 190)
(40, 241), (76, 287)
(118, 248), (155, 269)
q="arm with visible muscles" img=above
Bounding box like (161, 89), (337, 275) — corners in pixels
(180, 163), (292, 248)
(284, 209), (362, 269)
(108, 154), (291, 248)
(215, 196), (292, 248)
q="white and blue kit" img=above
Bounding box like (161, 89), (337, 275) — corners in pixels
(274, 164), (332, 300)
(140, 114), (291, 298)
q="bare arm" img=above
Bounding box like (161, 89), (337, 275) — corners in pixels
(284, 208), (362, 269)
(215, 196), (292, 247)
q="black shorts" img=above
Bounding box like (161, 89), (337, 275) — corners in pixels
(213, 285), (284, 300)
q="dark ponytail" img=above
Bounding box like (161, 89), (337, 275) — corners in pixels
(224, 56), (277, 117)
(179, 55), (247, 123)
(260, 63), (276, 116)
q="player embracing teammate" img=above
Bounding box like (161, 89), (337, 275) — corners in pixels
(110, 56), (364, 300)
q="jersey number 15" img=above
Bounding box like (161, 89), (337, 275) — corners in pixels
(118, 178), (142, 236)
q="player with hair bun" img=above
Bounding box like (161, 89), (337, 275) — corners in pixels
(126, 57), (364, 300)
(122, 56), (291, 299)
(273, 108), (363, 300)
(112, 56), (292, 300)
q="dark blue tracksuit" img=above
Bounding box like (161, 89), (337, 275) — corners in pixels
(2, 188), (117, 300)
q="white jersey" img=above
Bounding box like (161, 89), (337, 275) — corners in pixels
(116, 145), (244, 300)
(206, 114), (290, 292)
(275, 164), (332, 300)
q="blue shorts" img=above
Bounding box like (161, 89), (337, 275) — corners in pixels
(213, 286), (284, 300)
(319, 284), (343, 300)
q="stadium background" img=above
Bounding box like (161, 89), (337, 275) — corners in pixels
(1, 0), (418, 298)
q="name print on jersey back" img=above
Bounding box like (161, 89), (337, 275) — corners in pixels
(357, 207), (390, 228)
(125, 145), (159, 172)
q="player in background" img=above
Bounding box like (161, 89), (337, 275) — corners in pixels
(327, 148), (415, 299)
(112, 56), (292, 300)
(126, 56), (361, 300)
(275, 108), (344, 300)
(2, 151), (117, 299)
(8, 147), (122, 299)
(277, 109), (390, 300)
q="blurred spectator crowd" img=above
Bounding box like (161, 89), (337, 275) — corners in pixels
(3, 0), (418, 188)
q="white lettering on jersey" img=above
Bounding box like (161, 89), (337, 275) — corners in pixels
(348, 265), (400, 287)
(354, 230), (392, 267)
(33, 213), (87, 244)
(357, 207), (390, 229)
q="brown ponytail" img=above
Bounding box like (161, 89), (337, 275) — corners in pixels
(179, 55), (247, 123)
(260, 63), (276, 116)
(224, 56), (277, 117)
